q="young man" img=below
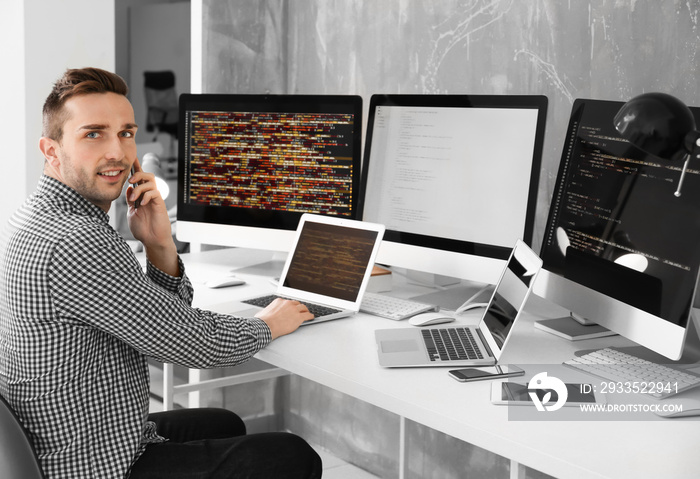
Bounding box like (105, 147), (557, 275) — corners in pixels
(0, 68), (321, 478)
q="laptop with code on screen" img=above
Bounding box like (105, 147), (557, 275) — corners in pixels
(375, 240), (541, 367)
(226, 213), (385, 324)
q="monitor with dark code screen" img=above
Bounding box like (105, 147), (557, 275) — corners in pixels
(536, 98), (700, 360)
(176, 94), (363, 253)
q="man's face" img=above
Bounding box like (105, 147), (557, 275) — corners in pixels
(45, 92), (138, 211)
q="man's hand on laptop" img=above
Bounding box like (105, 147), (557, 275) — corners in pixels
(256, 298), (314, 339)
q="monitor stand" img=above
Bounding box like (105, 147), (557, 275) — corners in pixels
(231, 252), (287, 277)
(535, 314), (618, 341)
(411, 282), (494, 311)
(676, 311), (700, 364)
(404, 270), (460, 288)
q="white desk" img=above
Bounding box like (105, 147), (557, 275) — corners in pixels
(170, 248), (700, 479)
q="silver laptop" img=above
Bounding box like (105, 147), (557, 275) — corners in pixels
(375, 240), (542, 367)
(228, 213), (385, 325)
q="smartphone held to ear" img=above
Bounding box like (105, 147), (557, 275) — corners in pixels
(448, 365), (525, 382)
(130, 167), (142, 209)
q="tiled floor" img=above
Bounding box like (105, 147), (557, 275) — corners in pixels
(311, 444), (380, 479)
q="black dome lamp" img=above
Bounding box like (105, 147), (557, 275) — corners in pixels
(614, 92), (700, 197)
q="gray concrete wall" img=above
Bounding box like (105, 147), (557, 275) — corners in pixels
(200, 0), (700, 250)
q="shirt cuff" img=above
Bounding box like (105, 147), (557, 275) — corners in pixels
(247, 316), (273, 347)
(146, 256), (190, 296)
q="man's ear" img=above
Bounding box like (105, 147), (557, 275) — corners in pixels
(39, 137), (60, 167)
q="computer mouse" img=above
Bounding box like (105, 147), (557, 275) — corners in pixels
(408, 312), (456, 327)
(205, 276), (246, 289)
(654, 397), (700, 418)
(655, 407), (700, 418)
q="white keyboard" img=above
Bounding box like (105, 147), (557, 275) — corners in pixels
(360, 292), (438, 321)
(564, 347), (700, 399)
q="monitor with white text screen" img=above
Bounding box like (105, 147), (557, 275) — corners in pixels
(359, 94), (547, 285)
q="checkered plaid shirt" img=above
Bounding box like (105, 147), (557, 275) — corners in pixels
(0, 175), (272, 478)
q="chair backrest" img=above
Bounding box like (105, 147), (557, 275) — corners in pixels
(144, 70), (175, 90)
(0, 394), (45, 479)
(144, 70), (178, 135)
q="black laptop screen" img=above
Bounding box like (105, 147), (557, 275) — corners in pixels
(482, 250), (536, 348)
(283, 222), (379, 301)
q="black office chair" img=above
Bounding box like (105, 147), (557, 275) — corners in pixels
(0, 394), (45, 478)
(144, 70), (179, 141)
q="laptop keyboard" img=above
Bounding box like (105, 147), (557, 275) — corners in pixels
(242, 294), (341, 318)
(422, 327), (484, 362)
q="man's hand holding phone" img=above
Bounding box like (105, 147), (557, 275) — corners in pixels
(127, 157), (179, 276)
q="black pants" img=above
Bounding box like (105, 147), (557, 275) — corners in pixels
(129, 408), (322, 478)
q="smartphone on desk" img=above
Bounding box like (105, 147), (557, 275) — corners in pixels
(449, 365), (524, 383)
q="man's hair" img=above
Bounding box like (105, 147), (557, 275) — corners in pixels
(42, 67), (129, 141)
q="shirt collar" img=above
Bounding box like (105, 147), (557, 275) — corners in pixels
(36, 175), (111, 224)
